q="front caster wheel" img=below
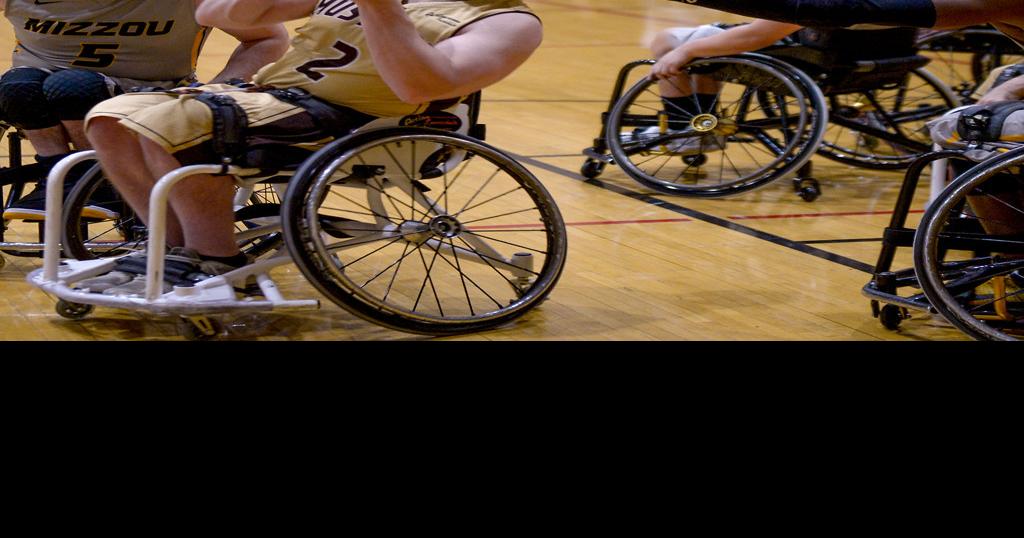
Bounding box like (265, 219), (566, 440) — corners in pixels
(796, 178), (821, 202)
(879, 303), (906, 330)
(56, 300), (94, 320)
(581, 159), (606, 179)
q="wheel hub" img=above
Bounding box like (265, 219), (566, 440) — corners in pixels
(429, 215), (463, 238)
(691, 113), (719, 133)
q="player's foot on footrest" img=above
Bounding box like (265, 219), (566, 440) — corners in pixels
(3, 183), (120, 221)
(82, 247), (255, 297)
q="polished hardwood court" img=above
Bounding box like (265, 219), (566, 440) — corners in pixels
(0, 0), (980, 341)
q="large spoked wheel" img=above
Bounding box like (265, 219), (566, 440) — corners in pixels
(282, 127), (568, 335)
(916, 26), (1024, 104)
(61, 162), (143, 260)
(605, 54), (826, 197)
(818, 67), (958, 170)
(63, 170), (287, 261)
(913, 146), (1024, 341)
(233, 182), (286, 259)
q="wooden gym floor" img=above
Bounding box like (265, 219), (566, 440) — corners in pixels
(0, 0), (974, 341)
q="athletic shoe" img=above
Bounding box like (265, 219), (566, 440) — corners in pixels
(100, 247), (251, 297)
(621, 126), (727, 155)
(3, 178), (120, 221)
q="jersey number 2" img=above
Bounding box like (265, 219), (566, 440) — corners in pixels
(295, 41), (359, 82)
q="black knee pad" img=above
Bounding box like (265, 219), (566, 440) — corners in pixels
(42, 69), (121, 122)
(0, 67), (60, 130)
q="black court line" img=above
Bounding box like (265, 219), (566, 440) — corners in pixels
(513, 154), (876, 274)
(802, 238), (883, 245)
(487, 99), (608, 103)
(523, 153), (592, 158)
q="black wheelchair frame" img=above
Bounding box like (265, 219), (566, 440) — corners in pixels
(583, 27), (958, 201)
(864, 144), (1024, 341)
(916, 24), (1024, 104)
(0, 121), (52, 268)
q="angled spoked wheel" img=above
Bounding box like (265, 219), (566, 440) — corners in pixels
(282, 127), (568, 335)
(914, 145), (1024, 340)
(605, 54), (826, 197)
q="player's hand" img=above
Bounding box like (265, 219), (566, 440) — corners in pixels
(650, 47), (693, 80)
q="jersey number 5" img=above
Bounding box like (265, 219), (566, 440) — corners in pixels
(74, 44), (120, 68)
(295, 41), (359, 82)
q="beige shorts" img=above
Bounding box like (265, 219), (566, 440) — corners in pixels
(85, 83), (309, 155)
(973, 64), (1016, 101)
(665, 24), (727, 46)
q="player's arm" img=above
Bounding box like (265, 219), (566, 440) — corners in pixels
(356, 0), (542, 104)
(673, 0), (996, 29)
(978, 76), (1024, 104)
(193, 0), (291, 82)
(195, 0), (317, 27)
(651, 20), (801, 79)
(209, 24), (291, 83)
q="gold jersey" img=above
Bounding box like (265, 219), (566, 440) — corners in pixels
(253, 0), (537, 117)
(4, 0), (209, 89)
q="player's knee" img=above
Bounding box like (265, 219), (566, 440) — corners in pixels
(42, 70), (120, 122)
(0, 67), (59, 130)
(83, 115), (125, 147)
(651, 30), (682, 56)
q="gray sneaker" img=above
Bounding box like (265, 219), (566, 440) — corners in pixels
(624, 126), (727, 155)
(101, 247), (200, 296)
(102, 247), (252, 297)
(74, 269), (135, 293)
(74, 250), (149, 292)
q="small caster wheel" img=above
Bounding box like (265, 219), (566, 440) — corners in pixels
(178, 316), (222, 341)
(581, 159), (606, 179)
(683, 154), (708, 167)
(797, 178), (821, 202)
(56, 299), (94, 320)
(879, 304), (905, 330)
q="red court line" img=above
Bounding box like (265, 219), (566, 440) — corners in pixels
(470, 217), (693, 230)
(567, 217), (693, 226)
(471, 209), (934, 230)
(728, 209), (925, 220)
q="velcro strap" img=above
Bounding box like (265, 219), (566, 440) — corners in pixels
(957, 101), (1024, 143)
(264, 87), (374, 131)
(194, 92), (249, 171)
(993, 63), (1024, 90)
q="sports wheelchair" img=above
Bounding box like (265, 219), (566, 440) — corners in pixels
(916, 25), (1024, 104)
(2, 118), (270, 270)
(864, 137), (1024, 341)
(582, 26), (958, 201)
(28, 93), (569, 339)
(0, 120), (46, 268)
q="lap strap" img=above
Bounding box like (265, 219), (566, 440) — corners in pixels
(194, 92), (249, 173)
(957, 101), (1024, 145)
(263, 87), (375, 132)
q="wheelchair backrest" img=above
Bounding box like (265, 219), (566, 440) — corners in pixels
(795, 27), (919, 61)
(343, 94), (479, 179)
(763, 26), (928, 95)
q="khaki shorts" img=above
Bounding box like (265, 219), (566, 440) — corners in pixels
(665, 24), (727, 45)
(86, 84), (308, 153)
(86, 83), (374, 165)
(972, 65), (1016, 101)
